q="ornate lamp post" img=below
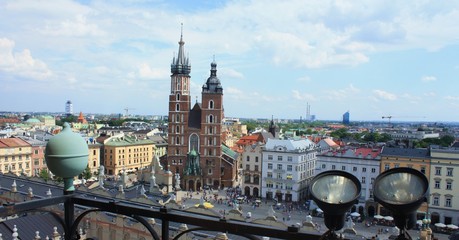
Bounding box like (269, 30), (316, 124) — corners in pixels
(45, 122), (89, 239)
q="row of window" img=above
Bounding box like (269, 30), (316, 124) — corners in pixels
(322, 164), (377, 173)
(384, 163), (427, 174)
(267, 153), (316, 163)
(173, 78), (188, 93)
(267, 163), (294, 171)
(267, 155), (294, 161)
(432, 195), (453, 207)
(4, 155), (31, 161)
(265, 182), (293, 190)
(244, 175), (260, 184)
(435, 167), (454, 177)
(266, 172), (293, 180)
(245, 164), (259, 171)
(104, 148), (150, 154)
(245, 156), (259, 162)
(172, 147), (217, 156)
(3, 162), (30, 170)
(434, 179), (454, 190)
(176, 92), (216, 110)
(360, 176), (375, 184)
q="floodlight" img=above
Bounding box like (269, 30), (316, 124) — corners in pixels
(309, 170), (361, 234)
(374, 167), (428, 240)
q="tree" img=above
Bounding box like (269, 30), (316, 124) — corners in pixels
(330, 128), (350, 139)
(39, 169), (50, 181)
(379, 133), (392, 142)
(81, 165), (92, 180)
(414, 135), (455, 148)
(56, 115), (77, 126)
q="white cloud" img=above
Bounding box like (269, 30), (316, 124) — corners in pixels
(421, 76), (437, 82)
(401, 93), (421, 103)
(373, 89), (397, 101)
(296, 76), (311, 82)
(424, 92), (436, 97)
(220, 68), (244, 79)
(292, 90), (316, 101)
(444, 96), (459, 101)
(0, 38), (52, 80)
(138, 63), (168, 79)
(39, 14), (105, 37)
(324, 84), (360, 100)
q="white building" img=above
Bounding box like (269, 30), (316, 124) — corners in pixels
(429, 146), (459, 225)
(261, 138), (318, 202)
(316, 147), (381, 216)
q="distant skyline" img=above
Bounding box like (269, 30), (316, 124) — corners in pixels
(1, 0), (459, 122)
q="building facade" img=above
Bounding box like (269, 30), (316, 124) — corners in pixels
(316, 147), (381, 217)
(88, 143), (102, 176)
(342, 111), (350, 125)
(429, 146), (459, 225)
(166, 30), (236, 191)
(241, 143), (263, 198)
(0, 137), (32, 176)
(379, 147), (430, 216)
(17, 136), (47, 176)
(261, 139), (318, 202)
(103, 136), (156, 175)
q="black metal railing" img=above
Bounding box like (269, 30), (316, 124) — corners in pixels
(0, 194), (322, 240)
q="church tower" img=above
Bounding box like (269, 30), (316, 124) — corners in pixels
(166, 26), (233, 191)
(167, 26), (191, 175)
(200, 60), (224, 188)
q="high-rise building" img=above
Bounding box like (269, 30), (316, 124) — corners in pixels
(166, 29), (237, 191)
(65, 100), (73, 116)
(343, 111), (350, 124)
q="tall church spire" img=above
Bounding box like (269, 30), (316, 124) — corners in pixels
(171, 23), (191, 75)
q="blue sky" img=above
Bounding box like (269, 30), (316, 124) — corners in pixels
(1, 0), (459, 122)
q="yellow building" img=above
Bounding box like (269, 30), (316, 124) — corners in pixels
(88, 143), (102, 176)
(379, 147), (430, 217)
(0, 137), (33, 176)
(149, 135), (168, 158)
(103, 136), (156, 175)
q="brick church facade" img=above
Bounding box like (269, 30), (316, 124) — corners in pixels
(166, 30), (237, 191)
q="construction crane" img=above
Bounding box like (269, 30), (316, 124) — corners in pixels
(382, 116), (393, 128)
(382, 115), (427, 127)
(124, 107), (136, 117)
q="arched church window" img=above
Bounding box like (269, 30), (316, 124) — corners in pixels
(209, 115), (214, 123)
(209, 100), (214, 109)
(176, 93), (180, 101)
(176, 104), (180, 111)
(189, 134), (199, 152)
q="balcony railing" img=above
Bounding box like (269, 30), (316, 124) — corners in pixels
(0, 192), (322, 240)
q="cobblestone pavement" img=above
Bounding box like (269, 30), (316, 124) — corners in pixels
(178, 190), (452, 240)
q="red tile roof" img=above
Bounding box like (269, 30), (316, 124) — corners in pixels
(0, 138), (31, 148)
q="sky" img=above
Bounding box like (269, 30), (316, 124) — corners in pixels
(1, 0), (459, 122)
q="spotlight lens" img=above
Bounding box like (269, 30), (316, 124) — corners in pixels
(374, 172), (426, 204)
(311, 175), (359, 204)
